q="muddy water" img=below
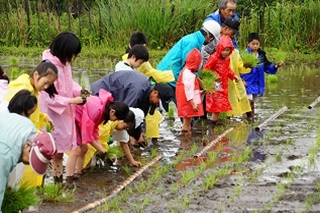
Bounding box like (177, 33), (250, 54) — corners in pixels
(4, 60), (319, 212)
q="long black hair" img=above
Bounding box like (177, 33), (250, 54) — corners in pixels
(31, 60), (58, 98)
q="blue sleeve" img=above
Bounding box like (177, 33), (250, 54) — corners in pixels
(265, 63), (277, 74)
(0, 146), (13, 209)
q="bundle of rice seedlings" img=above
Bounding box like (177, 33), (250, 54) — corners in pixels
(37, 183), (75, 203)
(198, 70), (217, 93)
(2, 185), (39, 213)
(106, 146), (124, 161)
(241, 52), (259, 68)
(266, 74), (279, 84)
(268, 51), (286, 63)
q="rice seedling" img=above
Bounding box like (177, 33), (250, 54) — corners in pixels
(267, 74), (279, 84)
(198, 70), (217, 93)
(268, 51), (287, 63)
(106, 146), (124, 161)
(167, 101), (175, 119)
(241, 52), (259, 68)
(37, 183), (75, 203)
(122, 165), (131, 175)
(150, 148), (158, 159)
(2, 185), (39, 213)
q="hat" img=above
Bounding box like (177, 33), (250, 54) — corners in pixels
(29, 132), (57, 175)
(223, 17), (240, 36)
(150, 83), (174, 115)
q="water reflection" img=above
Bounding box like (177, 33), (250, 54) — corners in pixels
(245, 129), (266, 161)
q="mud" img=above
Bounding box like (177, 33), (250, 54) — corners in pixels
(22, 66), (320, 213)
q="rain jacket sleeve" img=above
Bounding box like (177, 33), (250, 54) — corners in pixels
(182, 70), (196, 101)
(122, 54), (174, 83)
(0, 143), (12, 209)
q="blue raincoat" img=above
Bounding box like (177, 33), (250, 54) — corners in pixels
(0, 113), (36, 210)
(157, 31), (205, 87)
(240, 47), (278, 96)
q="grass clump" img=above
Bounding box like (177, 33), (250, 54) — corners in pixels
(268, 51), (287, 63)
(198, 70), (217, 93)
(2, 185), (39, 213)
(37, 183), (75, 203)
(241, 52), (259, 68)
(267, 74), (279, 84)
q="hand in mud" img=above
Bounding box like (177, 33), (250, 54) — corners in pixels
(234, 75), (240, 83)
(130, 160), (141, 167)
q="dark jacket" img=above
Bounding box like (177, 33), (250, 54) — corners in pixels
(91, 71), (153, 115)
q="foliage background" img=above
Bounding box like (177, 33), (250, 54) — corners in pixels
(0, 0), (319, 53)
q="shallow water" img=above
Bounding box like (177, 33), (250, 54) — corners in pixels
(2, 57), (320, 212)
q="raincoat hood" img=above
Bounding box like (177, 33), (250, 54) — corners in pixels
(185, 49), (202, 72)
(216, 36), (234, 58)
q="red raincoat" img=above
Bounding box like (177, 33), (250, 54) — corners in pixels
(204, 36), (236, 113)
(176, 49), (204, 118)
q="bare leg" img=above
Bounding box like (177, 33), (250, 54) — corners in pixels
(211, 112), (219, 122)
(51, 153), (64, 183)
(75, 144), (89, 177)
(65, 146), (81, 178)
(181, 117), (192, 132)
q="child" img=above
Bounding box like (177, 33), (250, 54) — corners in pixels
(7, 89), (38, 117)
(82, 109), (138, 170)
(0, 66), (9, 101)
(0, 113), (57, 209)
(115, 44), (149, 71)
(176, 49), (204, 133)
(65, 89), (132, 182)
(2, 60), (58, 187)
(204, 35), (240, 123)
(227, 49), (252, 118)
(240, 33), (284, 118)
(123, 31), (174, 83)
(40, 31), (85, 183)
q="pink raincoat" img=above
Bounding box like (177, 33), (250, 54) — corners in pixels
(39, 50), (82, 153)
(75, 89), (113, 145)
(204, 36), (236, 113)
(176, 49), (204, 118)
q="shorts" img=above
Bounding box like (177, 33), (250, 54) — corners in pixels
(247, 94), (258, 102)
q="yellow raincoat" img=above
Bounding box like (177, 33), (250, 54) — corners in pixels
(4, 74), (48, 188)
(83, 121), (117, 168)
(227, 50), (252, 117)
(122, 54), (174, 138)
(122, 54), (174, 83)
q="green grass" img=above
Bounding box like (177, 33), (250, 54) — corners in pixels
(198, 70), (217, 93)
(2, 185), (39, 213)
(241, 52), (259, 68)
(37, 183), (75, 203)
(267, 74), (279, 84)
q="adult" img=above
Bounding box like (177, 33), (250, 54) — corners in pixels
(0, 113), (57, 209)
(204, 0), (239, 48)
(91, 71), (174, 116)
(156, 20), (221, 90)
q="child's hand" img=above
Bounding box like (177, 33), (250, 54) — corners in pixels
(190, 100), (198, 111)
(234, 75), (240, 83)
(46, 116), (55, 130)
(130, 160), (141, 167)
(70, 96), (86, 105)
(276, 62), (284, 68)
(242, 79), (247, 87)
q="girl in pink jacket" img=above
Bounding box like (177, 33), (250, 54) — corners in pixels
(40, 32), (85, 183)
(176, 49), (204, 133)
(65, 89), (133, 182)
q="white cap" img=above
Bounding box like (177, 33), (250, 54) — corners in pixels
(129, 107), (144, 128)
(202, 20), (221, 40)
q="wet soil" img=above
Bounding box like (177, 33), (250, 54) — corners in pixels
(23, 66), (320, 213)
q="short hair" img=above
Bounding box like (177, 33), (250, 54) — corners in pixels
(31, 60), (58, 98)
(8, 89), (37, 117)
(247, 32), (261, 43)
(0, 65), (9, 83)
(218, 0), (237, 9)
(126, 31), (148, 53)
(128, 45), (149, 62)
(104, 101), (129, 124)
(49, 32), (81, 65)
(123, 110), (136, 131)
